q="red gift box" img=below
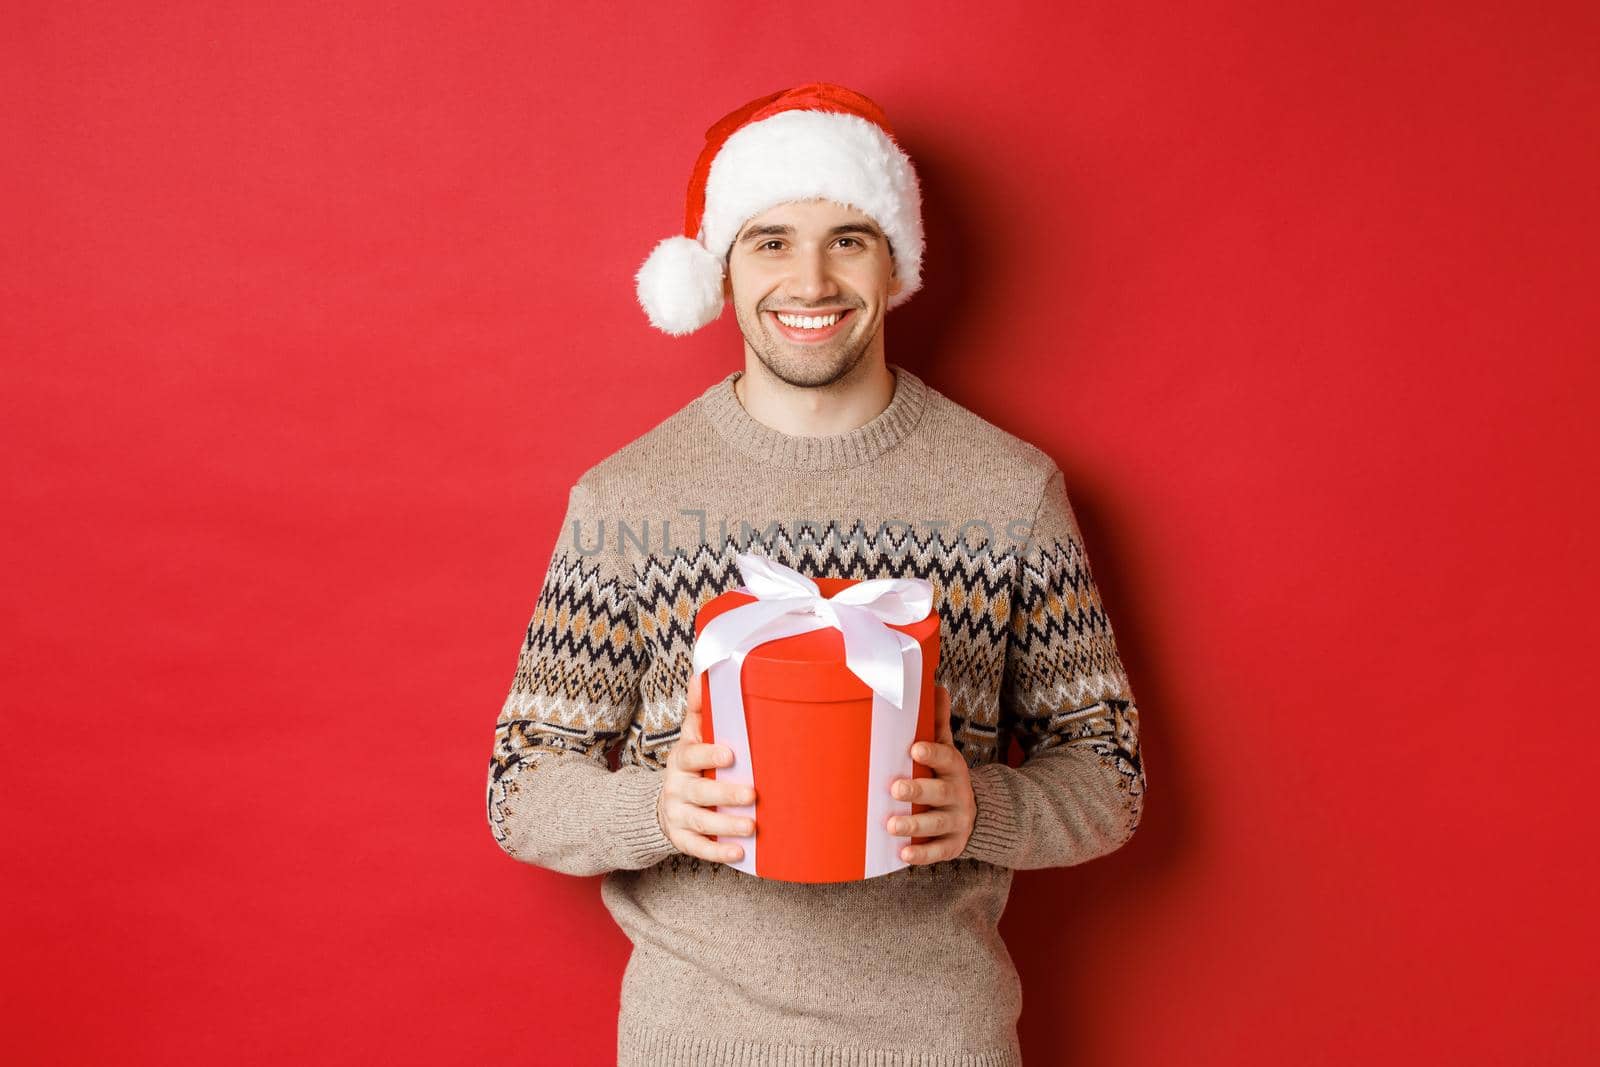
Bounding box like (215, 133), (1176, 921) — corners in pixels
(690, 554), (941, 883)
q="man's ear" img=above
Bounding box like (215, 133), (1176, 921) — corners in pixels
(888, 268), (903, 299)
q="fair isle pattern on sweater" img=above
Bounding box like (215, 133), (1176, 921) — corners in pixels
(485, 363), (1145, 1063)
(487, 510), (1145, 860)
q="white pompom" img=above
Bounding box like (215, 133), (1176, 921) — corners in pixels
(634, 235), (726, 336)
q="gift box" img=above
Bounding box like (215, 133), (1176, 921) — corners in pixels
(690, 551), (941, 883)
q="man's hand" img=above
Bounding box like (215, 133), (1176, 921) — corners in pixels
(887, 683), (975, 864)
(657, 672), (758, 864)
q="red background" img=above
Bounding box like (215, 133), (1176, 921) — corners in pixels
(4, 2), (1595, 1064)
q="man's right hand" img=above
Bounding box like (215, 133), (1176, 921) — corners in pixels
(657, 673), (758, 863)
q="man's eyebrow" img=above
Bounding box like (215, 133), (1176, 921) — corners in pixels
(738, 222), (885, 243)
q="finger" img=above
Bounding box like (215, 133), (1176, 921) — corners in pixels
(887, 809), (961, 839)
(662, 791), (746, 844)
(688, 774), (756, 808)
(670, 825), (746, 864)
(900, 834), (964, 865)
(911, 740), (963, 773)
(935, 684), (954, 745)
(889, 774), (955, 806)
(675, 740), (735, 773)
(689, 805), (757, 840)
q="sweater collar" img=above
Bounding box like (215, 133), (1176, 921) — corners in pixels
(697, 362), (931, 471)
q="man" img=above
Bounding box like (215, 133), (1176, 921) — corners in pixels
(486, 82), (1146, 1065)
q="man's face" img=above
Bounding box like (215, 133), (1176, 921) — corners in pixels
(723, 198), (903, 388)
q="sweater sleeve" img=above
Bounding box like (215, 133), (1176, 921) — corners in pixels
(485, 480), (678, 877)
(956, 466), (1147, 871)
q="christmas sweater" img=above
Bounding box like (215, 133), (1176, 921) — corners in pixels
(486, 362), (1146, 1065)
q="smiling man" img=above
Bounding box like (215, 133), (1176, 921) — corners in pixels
(487, 83), (1147, 1065)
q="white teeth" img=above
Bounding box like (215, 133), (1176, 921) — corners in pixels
(774, 311), (842, 329)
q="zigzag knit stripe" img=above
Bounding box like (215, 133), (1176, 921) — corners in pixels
(490, 522), (1143, 840)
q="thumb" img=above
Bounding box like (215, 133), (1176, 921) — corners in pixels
(681, 672), (704, 741)
(934, 683), (953, 745)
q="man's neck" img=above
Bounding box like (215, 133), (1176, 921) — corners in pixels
(732, 356), (896, 438)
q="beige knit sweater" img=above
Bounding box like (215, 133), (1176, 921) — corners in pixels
(486, 363), (1146, 1065)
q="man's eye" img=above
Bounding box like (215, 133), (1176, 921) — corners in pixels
(760, 240), (784, 251)
(837, 237), (861, 248)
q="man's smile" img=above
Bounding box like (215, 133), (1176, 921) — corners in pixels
(765, 307), (856, 343)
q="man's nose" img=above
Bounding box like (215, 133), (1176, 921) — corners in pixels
(787, 248), (840, 301)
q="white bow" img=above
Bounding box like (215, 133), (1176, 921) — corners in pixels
(690, 551), (935, 879)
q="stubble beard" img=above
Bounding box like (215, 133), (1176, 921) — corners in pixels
(735, 302), (872, 390)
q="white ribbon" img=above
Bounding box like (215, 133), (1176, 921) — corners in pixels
(690, 550), (935, 879)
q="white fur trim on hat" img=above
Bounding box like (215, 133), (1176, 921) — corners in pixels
(702, 110), (923, 307)
(634, 108), (924, 336)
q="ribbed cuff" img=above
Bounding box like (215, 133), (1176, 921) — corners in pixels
(611, 768), (679, 870)
(956, 762), (1021, 868)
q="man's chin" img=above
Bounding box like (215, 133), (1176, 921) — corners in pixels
(755, 344), (866, 388)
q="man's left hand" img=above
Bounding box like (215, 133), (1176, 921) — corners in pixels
(887, 683), (974, 864)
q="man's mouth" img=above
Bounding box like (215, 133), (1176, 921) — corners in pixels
(766, 308), (855, 343)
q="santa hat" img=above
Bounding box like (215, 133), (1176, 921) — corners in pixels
(634, 82), (925, 336)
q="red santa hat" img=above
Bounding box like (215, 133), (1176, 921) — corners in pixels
(634, 82), (925, 336)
